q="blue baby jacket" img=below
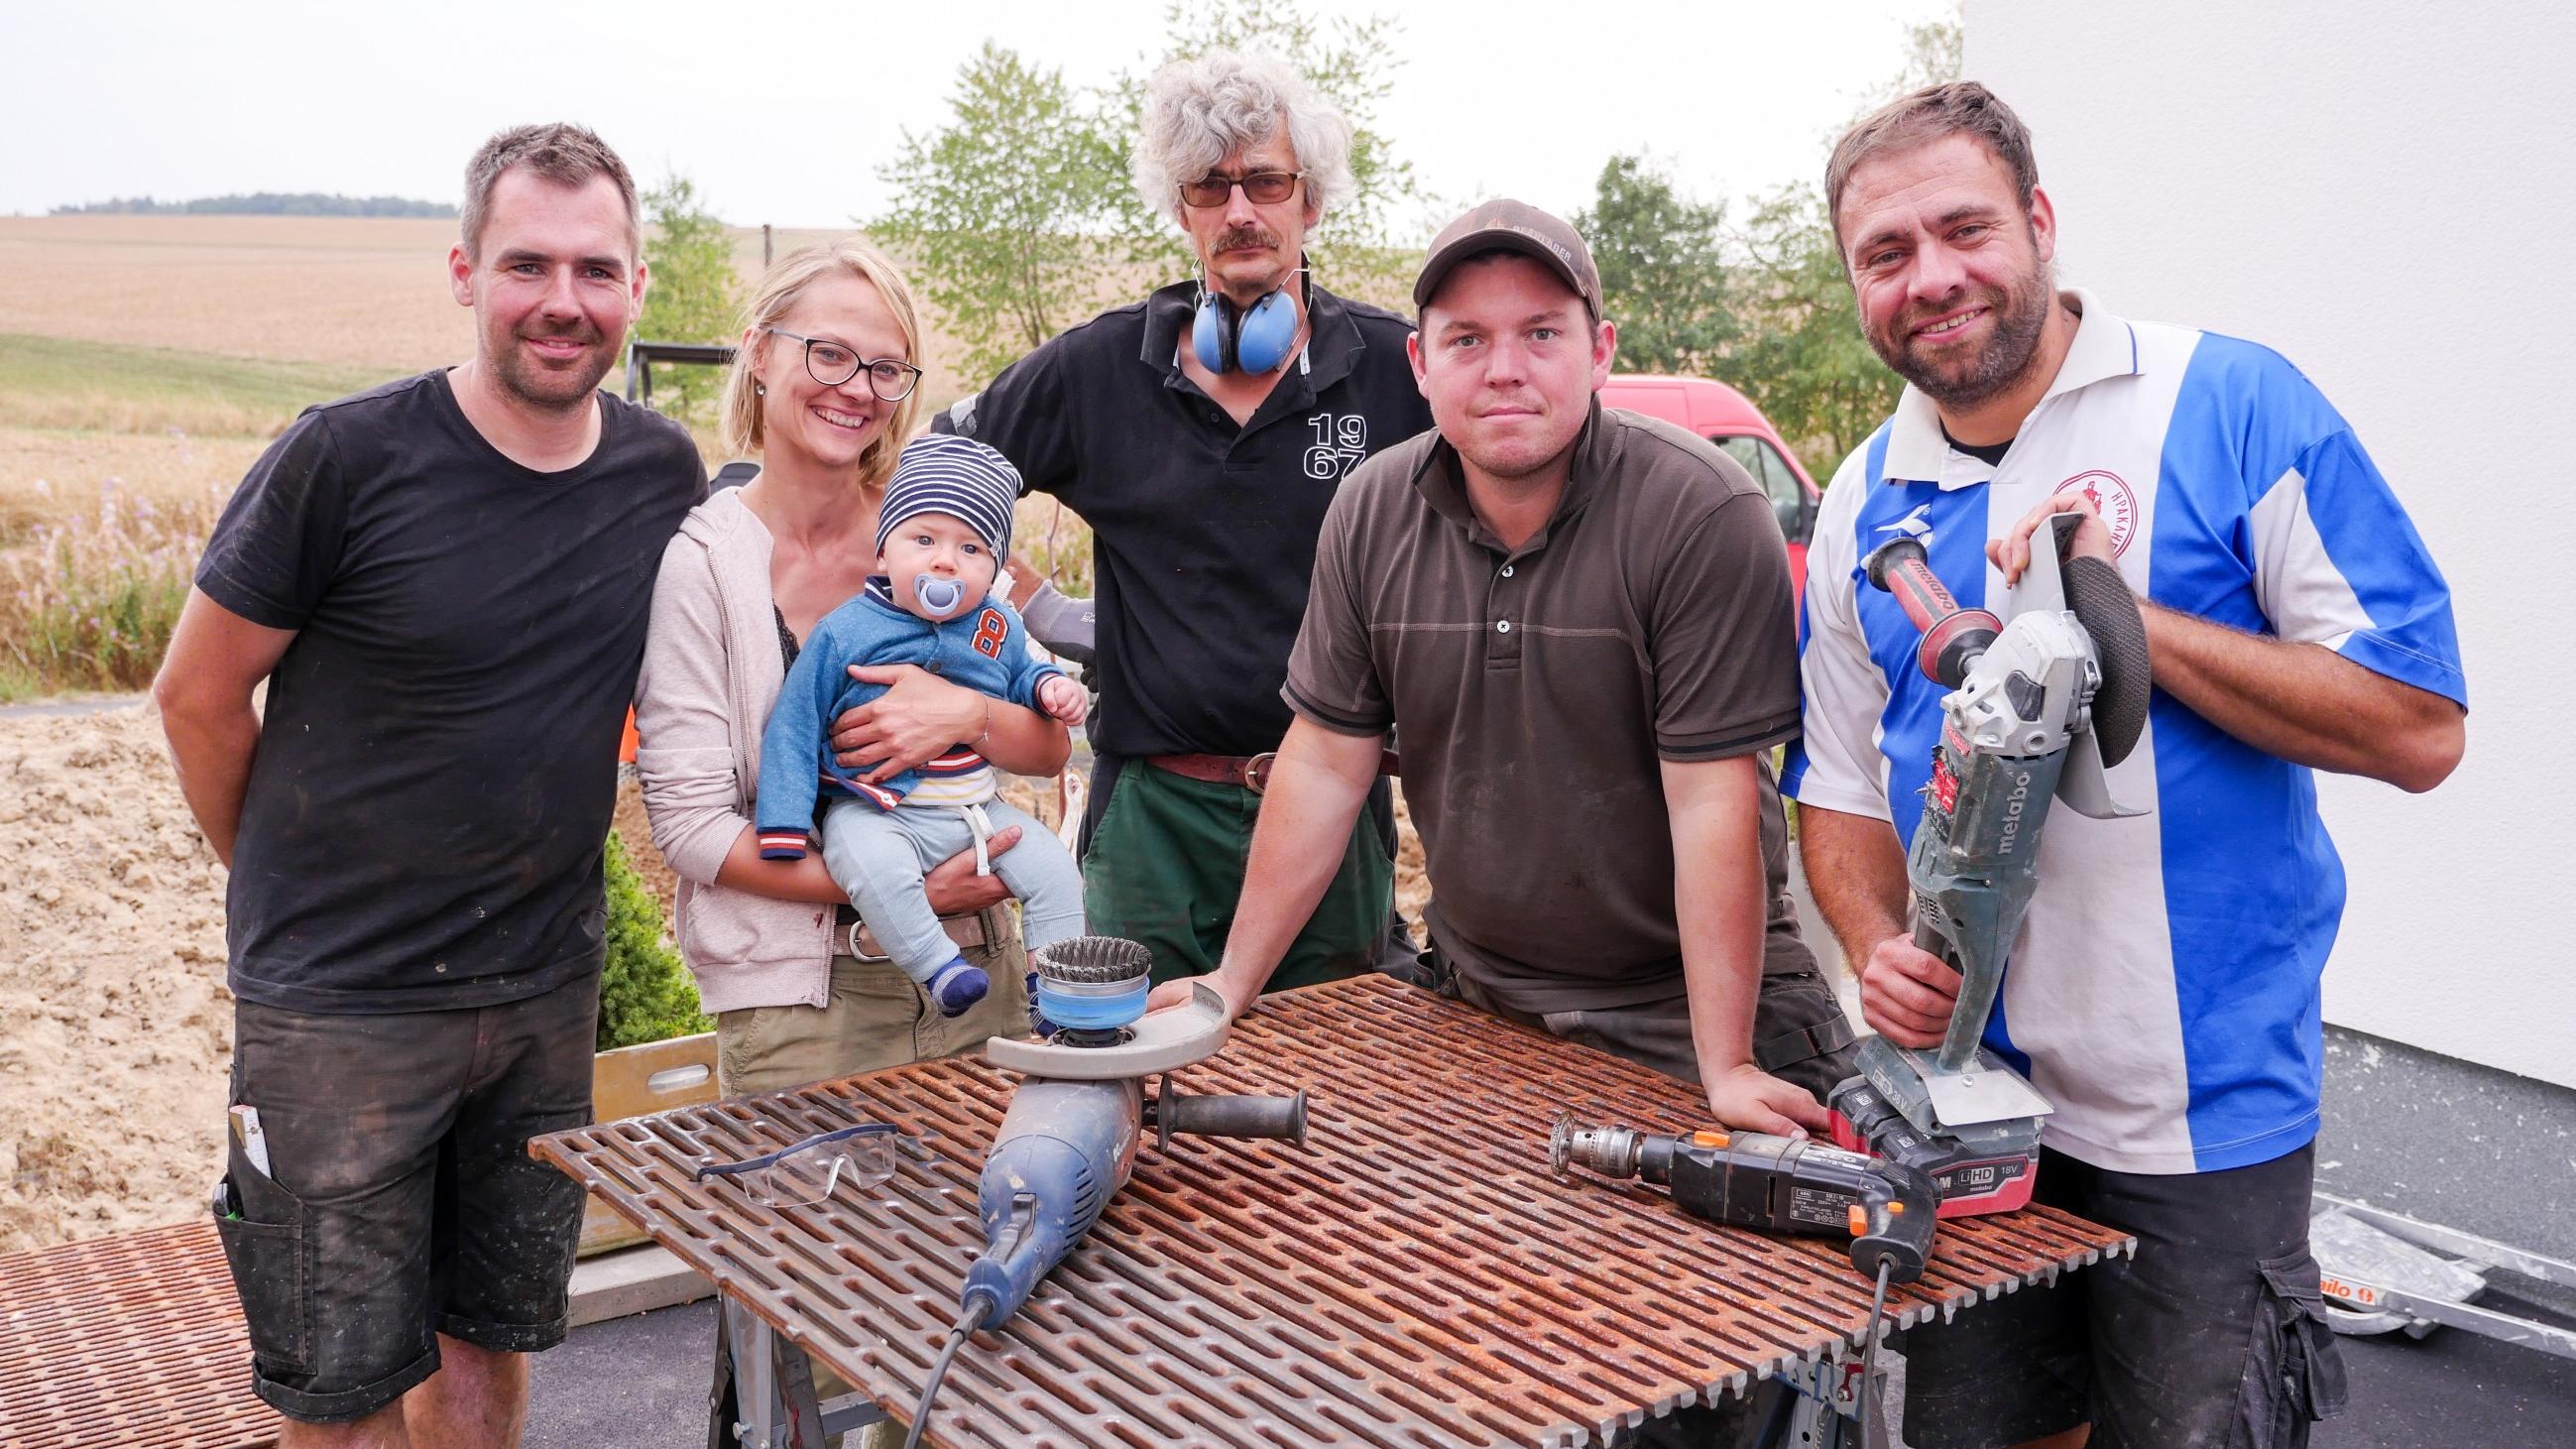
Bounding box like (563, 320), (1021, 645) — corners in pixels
(755, 579), (1064, 858)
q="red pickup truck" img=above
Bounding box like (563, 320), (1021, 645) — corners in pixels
(1599, 374), (1821, 601)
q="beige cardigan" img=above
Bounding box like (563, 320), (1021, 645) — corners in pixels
(634, 488), (839, 1014)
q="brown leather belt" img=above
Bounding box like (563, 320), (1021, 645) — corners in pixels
(1145, 750), (1402, 794)
(833, 905), (989, 962)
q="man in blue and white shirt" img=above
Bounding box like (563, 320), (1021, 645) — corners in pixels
(1788, 83), (2465, 1449)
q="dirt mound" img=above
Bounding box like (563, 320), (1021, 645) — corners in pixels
(0, 704), (231, 1254)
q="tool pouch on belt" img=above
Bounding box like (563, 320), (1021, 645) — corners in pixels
(2236, 1250), (2350, 1447)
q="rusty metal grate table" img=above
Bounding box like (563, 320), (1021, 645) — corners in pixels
(534, 974), (2134, 1447)
(0, 1221), (282, 1448)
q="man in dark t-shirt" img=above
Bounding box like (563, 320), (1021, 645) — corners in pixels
(155, 124), (703, 1441)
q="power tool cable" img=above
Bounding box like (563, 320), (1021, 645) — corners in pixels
(901, 1303), (987, 1449)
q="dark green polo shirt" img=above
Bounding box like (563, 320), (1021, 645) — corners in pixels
(1285, 403), (1811, 1015)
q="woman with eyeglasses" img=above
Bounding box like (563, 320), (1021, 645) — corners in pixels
(635, 239), (1066, 1093)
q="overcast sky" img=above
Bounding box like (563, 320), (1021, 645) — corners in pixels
(2, 0), (1951, 235)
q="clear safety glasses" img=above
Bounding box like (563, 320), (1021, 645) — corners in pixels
(694, 1122), (898, 1208)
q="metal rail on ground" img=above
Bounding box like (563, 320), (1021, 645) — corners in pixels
(2313, 1192), (2576, 1360)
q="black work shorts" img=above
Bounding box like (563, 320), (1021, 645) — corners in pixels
(1903, 1141), (2349, 1449)
(214, 972), (597, 1423)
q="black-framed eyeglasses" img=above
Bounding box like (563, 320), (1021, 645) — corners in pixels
(765, 327), (923, 401)
(1177, 170), (1306, 209)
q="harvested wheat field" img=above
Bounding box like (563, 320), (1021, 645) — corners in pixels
(0, 428), (258, 543)
(0, 216), (477, 372)
(0, 215), (988, 413)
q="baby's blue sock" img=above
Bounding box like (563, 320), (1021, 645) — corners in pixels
(925, 956), (990, 1018)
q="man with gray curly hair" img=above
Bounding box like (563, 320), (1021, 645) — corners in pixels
(938, 50), (1428, 993)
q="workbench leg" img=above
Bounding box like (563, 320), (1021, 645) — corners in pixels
(719, 1300), (791, 1447)
(772, 1331), (831, 1447)
(707, 1306), (739, 1449)
(1782, 1356), (1861, 1449)
(706, 1299), (842, 1449)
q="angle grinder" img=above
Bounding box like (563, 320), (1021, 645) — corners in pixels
(901, 936), (1308, 1449)
(1825, 514), (2153, 1218)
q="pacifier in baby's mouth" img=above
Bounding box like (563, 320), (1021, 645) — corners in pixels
(912, 574), (971, 619)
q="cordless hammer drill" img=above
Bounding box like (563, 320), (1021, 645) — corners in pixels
(1551, 1113), (1936, 1284)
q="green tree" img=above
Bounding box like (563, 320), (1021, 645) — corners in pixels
(636, 173), (741, 429)
(1866, 10), (1965, 110)
(878, 5), (1427, 381)
(1575, 156), (1735, 376)
(1727, 185), (1902, 469)
(597, 832), (711, 1051)
(876, 44), (1126, 383)
(1711, 5), (1962, 470)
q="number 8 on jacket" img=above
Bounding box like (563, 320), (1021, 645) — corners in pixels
(971, 608), (1007, 660)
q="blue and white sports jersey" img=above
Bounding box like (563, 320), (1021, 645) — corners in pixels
(1784, 292), (2465, 1175)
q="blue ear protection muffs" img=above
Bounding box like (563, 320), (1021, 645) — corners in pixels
(1192, 282), (1302, 374)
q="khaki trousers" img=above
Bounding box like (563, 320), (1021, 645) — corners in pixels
(715, 906), (1031, 1095)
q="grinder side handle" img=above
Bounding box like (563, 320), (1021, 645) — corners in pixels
(1862, 537), (2000, 688)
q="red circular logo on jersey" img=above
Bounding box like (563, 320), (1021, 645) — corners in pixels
(2059, 470), (2139, 556)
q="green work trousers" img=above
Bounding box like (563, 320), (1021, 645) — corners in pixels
(1081, 757), (1394, 989)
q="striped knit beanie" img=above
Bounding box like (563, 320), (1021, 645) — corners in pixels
(875, 433), (1020, 560)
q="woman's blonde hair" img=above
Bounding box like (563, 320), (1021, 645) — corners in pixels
(719, 237), (924, 489)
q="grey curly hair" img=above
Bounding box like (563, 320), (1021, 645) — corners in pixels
(1131, 51), (1355, 229)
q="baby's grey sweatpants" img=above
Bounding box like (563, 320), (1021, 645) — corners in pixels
(819, 794), (1086, 982)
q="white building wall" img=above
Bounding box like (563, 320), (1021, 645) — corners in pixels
(1962, 1), (2574, 1087)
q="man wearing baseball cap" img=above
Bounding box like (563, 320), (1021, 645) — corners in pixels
(1153, 199), (1855, 1147)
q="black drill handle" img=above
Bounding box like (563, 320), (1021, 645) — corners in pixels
(1849, 1160), (1938, 1285)
(1863, 536), (2000, 688)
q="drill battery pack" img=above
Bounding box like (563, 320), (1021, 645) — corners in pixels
(1828, 1077), (2042, 1220)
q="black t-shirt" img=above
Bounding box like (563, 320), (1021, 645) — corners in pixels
(934, 281), (1433, 758)
(1940, 424), (2014, 467)
(196, 371), (705, 1014)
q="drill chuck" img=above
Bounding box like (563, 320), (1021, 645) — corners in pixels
(1551, 1113), (1938, 1284)
(1550, 1117), (1645, 1180)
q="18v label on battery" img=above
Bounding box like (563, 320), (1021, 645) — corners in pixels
(1932, 1156), (2031, 1195)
